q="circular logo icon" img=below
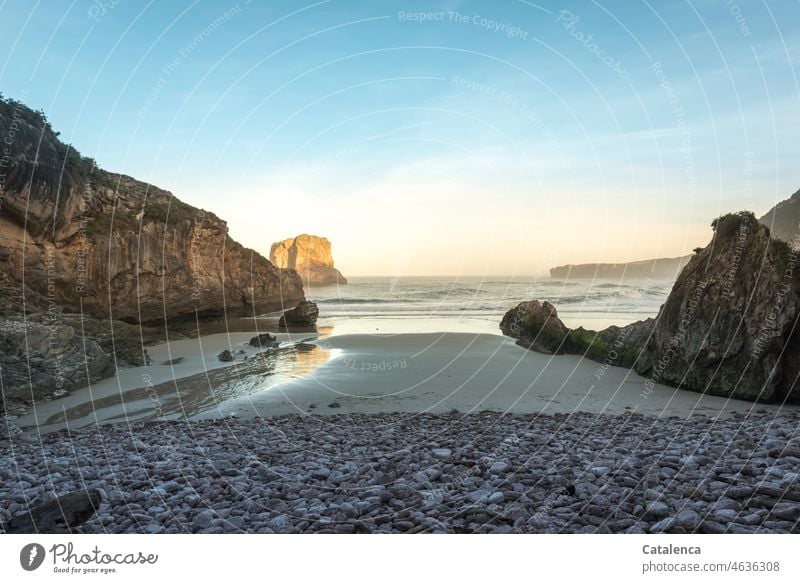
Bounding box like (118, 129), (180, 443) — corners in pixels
(20, 543), (46, 571)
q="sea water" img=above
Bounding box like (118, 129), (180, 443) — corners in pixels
(307, 275), (673, 335)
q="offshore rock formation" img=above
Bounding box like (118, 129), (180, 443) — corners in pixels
(550, 255), (692, 279)
(270, 234), (347, 288)
(0, 95), (304, 325)
(504, 212), (800, 404)
(759, 187), (800, 245)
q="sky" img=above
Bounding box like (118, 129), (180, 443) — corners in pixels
(0, 0), (798, 276)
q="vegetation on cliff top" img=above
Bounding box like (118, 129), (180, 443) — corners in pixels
(0, 93), (110, 197)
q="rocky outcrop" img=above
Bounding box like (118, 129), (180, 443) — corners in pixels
(0, 95), (305, 326)
(505, 211), (800, 404)
(270, 234), (347, 288)
(499, 300), (570, 354)
(550, 255), (692, 279)
(759, 187), (800, 246)
(279, 300), (319, 328)
(0, 313), (165, 402)
(500, 299), (650, 365)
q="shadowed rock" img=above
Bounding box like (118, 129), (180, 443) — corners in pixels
(279, 300), (319, 328)
(248, 332), (277, 348)
(499, 300), (570, 354)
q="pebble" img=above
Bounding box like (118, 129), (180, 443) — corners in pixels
(644, 501), (671, 519)
(487, 492), (505, 505)
(489, 461), (510, 474)
(771, 502), (800, 521)
(673, 509), (702, 530)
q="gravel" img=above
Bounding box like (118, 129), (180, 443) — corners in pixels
(1, 411), (799, 534)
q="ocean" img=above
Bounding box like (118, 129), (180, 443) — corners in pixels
(307, 275), (674, 335)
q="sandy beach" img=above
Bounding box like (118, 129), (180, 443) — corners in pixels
(215, 332), (789, 419)
(17, 330), (796, 435)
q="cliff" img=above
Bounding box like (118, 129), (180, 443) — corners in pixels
(0, 95), (305, 325)
(504, 212), (800, 404)
(270, 234), (347, 288)
(0, 95), (304, 427)
(759, 187), (800, 245)
(550, 255), (692, 279)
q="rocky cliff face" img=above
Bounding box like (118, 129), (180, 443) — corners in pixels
(270, 234), (347, 288)
(759, 187), (800, 245)
(550, 255), (692, 279)
(503, 212), (800, 404)
(0, 95), (305, 426)
(0, 96), (305, 325)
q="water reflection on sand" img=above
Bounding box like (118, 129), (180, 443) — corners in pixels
(18, 340), (330, 433)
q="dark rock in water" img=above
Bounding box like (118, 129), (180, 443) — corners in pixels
(4, 489), (102, 534)
(279, 300), (319, 328)
(218, 349), (235, 362)
(636, 212), (800, 404)
(328, 402), (341, 409)
(499, 300), (570, 354)
(248, 332), (277, 347)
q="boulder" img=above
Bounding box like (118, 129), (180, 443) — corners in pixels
(279, 301), (319, 328)
(499, 300), (570, 354)
(248, 333), (277, 348)
(218, 349), (235, 362)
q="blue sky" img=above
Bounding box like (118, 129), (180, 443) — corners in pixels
(1, 0), (798, 275)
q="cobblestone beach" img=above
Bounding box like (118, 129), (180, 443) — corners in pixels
(2, 411), (799, 533)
